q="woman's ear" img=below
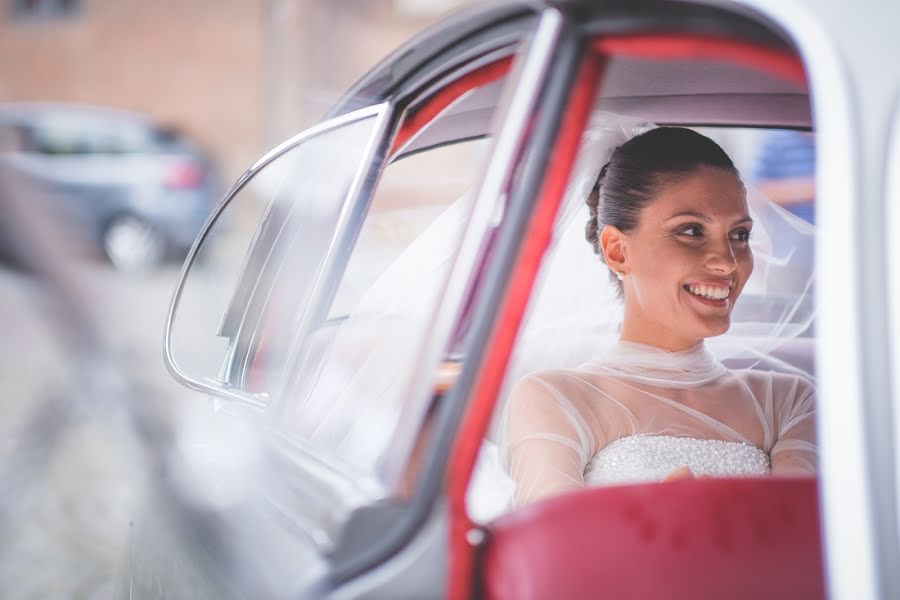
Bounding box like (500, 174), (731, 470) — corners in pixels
(600, 225), (627, 273)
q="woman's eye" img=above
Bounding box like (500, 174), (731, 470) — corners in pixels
(679, 225), (703, 237)
(730, 229), (752, 242)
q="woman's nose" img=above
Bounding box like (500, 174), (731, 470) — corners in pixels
(705, 237), (738, 273)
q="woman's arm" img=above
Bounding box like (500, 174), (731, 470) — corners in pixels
(503, 375), (593, 505)
(770, 379), (817, 475)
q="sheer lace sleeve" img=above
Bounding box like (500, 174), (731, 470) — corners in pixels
(502, 374), (595, 506)
(770, 377), (817, 474)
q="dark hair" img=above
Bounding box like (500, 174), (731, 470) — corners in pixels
(585, 127), (742, 286)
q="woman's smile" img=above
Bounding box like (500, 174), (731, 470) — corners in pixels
(683, 278), (734, 309)
(682, 284), (730, 310)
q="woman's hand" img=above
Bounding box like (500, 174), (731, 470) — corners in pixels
(664, 466), (695, 481)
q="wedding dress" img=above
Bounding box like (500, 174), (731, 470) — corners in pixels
(500, 340), (815, 506)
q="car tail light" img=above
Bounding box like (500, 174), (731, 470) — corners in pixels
(166, 161), (204, 189)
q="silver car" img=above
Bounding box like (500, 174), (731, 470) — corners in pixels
(0, 102), (219, 270)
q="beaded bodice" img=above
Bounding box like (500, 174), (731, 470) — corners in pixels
(584, 434), (770, 485)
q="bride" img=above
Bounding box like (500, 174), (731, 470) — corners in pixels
(498, 126), (816, 507)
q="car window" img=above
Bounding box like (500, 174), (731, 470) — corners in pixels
(328, 140), (488, 319)
(20, 114), (154, 155)
(276, 137), (493, 491)
(259, 76), (516, 520)
(169, 108), (388, 396)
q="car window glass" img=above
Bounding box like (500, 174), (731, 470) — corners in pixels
(276, 136), (491, 492)
(169, 113), (383, 391)
(329, 141), (488, 318)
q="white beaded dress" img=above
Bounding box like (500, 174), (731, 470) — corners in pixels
(499, 340), (816, 506)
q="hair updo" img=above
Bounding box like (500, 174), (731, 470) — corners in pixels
(585, 127), (742, 290)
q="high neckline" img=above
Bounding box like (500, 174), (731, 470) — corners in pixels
(580, 339), (727, 388)
(614, 339), (707, 356)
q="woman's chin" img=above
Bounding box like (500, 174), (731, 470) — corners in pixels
(679, 314), (731, 341)
(697, 319), (731, 339)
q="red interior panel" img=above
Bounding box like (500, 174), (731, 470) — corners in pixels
(482, 477), (825, 600)
(390, 56), (513, 156)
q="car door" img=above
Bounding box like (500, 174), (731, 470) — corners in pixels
(139, 5), (545, 599)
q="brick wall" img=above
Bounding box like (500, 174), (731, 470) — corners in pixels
(0, 0), (465, 183)
(0, 0), (267, 180)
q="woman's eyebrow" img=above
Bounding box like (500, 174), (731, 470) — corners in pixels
(665, 210), (711, 222)
(664, 211), (753, 226)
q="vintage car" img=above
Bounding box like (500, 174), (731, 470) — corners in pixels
(132, 0), (898, 598)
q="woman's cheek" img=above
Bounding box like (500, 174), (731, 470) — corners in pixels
(732, 250), (753, 302)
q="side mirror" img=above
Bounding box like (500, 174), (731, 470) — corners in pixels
(164, 105), (390, 406)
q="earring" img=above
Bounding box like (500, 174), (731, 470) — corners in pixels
(616, 271), (625, 281)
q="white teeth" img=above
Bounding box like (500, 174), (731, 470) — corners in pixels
(687, 284), (729, 300)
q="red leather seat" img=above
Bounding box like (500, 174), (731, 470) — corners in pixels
(482, 477), (824, 600)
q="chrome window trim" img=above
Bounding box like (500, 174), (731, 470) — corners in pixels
(888, 102), (900, 558)
(732, 0), (880, 597)
(163, 103), (391, 408)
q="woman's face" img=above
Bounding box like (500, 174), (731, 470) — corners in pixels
(612, 165), (753, 351)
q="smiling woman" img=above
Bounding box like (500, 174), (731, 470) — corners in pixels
(590, 127), (753, 349)
(498, 126), (816, 507)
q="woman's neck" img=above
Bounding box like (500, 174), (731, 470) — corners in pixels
(618, 314), (702, 353)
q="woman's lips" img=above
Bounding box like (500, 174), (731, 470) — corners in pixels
(687, 291), (729, 308)
(684, 280), (733, 300)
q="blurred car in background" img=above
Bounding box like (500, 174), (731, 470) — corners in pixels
(0, 102), (220, 270)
